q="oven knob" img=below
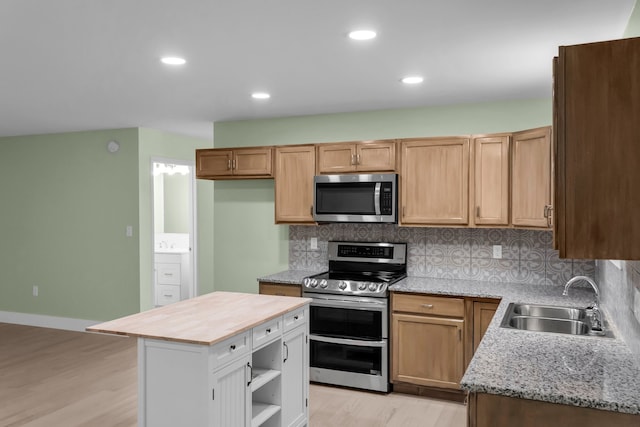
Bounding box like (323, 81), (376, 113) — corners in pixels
(358, 283), (367, 291)
(310, 279), (318, 288)
(319, 279), (328, 288)
(368, 283), (377, 291)
(338, 281), (347, 290)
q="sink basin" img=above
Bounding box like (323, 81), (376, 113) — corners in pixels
(506, 316), (590, 334)
(500, 303), (613, 337)
(511, 303), (587, 320)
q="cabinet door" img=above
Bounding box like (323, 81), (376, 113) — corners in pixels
(211, 356), (250, 427)
(275, 145), (316, 224)
(282, 326), (308, 427)
(317, 143), (356, 173)
(401, 138), (470, 225)
(555, 38), (640, 259)
(392, 313), (464, 389)
(196, 149), (234, 177)
(511, 127), (552, 228)
(356, 140), (397, 172)
(233, 147), (273, 177)
(472, 302), (499, 353)
(471, 136), (509, 226)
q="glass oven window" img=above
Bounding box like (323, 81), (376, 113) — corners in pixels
(310, 305), (382, 340)
(310, 340), (382, 375)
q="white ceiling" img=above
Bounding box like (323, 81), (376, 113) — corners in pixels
(1, 0), (636, 141)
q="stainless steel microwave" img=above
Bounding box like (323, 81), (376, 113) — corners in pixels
(313, 174), (398, 223)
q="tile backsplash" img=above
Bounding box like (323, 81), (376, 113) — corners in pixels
(290, 224), (594, 286)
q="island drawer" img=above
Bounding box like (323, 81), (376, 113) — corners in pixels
(392, 293), (464, 317)
(283, 307), (307, 333)
(253, 317), (282, 349)
(210, 331), (251, 370)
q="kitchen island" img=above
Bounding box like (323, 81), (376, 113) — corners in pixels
(88, 291), (311, 427)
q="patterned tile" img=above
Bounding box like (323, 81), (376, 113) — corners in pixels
(407, 254), (426, 277)
(572, 260), (596, 279)
(546, 259), (574, 286)
(515, 260), (546, 285)
(520, 230), (547, 262)
(470, 228), (518, 260)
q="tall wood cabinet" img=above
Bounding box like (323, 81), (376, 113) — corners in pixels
(196, 147), (273, 179)
(511, 127), (552, 228)
(554, 37), (640, 259)
(274, 145), (315, 224)
(316, 140), (397, 173)
(400, 137), (470, 225)
(470, 135), (510, 226)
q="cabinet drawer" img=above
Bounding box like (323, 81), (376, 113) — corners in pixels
(210, 331), (251, 370)
(156, 285), (180, 306)
(393, 293), (464, 317)
(283, 307), (307, 333)
(157, 263), (181, 285)
(253, 317), (282, 349)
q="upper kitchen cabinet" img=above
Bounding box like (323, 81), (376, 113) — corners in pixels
(274, 145), (316, 224)
(400, 137), (470, 225)
(316, 140), (397, 174)
(470, 135), (510, 226)
(511, 127), (552, 228)
(554, 37), (640, 259)
(196, 147), (273, 179)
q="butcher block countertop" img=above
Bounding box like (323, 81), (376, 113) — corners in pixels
(87, 291), (311, 346)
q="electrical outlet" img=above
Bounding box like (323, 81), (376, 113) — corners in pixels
(310, 237), (318, 250)
(33, 285), (38, 297)
(492, 245), (502, 259)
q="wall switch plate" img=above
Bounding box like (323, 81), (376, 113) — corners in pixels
(126, 226), (133, 237)
(310, 237), (318, 250)
(492, 245), (502, 259)
(33, 285), (38, 297)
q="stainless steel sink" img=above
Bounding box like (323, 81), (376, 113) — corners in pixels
(500, 303), (613, 337)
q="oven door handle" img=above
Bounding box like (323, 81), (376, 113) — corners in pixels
(309, 334), (387, 348)
(308, 297), (387, 310)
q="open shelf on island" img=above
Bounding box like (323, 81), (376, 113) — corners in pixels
(251, 402), (280, 427)
(251, 368), (281, 392)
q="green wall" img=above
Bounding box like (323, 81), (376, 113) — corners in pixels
(625, 0), (640, 37)
(0, 129), (141, 320)
(138, 128), (214, 311)
(212, 98), (552, 293)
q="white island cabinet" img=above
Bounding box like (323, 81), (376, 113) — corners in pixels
(87, 291), (310, 427)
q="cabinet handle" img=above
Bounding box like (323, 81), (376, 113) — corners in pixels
(247, 362), (252, 386)
(310, 206), (313, 215)
(266, 328), (271, 334)
(476, 206), (480, 217)
(294, 315), (299, 320)
(356, 154), (361, 164)
(230, 344), (236, 351)
(403, 206), (406, 217)
(421, 304), (434, 309)
(232, 159), (237, 170)
(458, 329), (462, 341)
(283, 342), (289, 363)
(351, 154), (356, 165)
(544, 205), (553, 227)
(227, 159), (232, 170)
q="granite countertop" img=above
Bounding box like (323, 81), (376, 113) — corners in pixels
(87, 291), (310, 345)
(259, 270), (640, 415)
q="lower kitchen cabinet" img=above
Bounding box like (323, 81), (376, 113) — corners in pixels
(391, 293), (465, 390)
(259, 282), (302, 297)
(281, 325), (308, 427)
(468, 392), (640, 427)
(472, 301), (499, 353)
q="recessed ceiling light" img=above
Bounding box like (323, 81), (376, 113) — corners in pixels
(251, 92), (271, 100)
(348, 30), (377, 41)
(161, 57), (186, 65)
(401, 76), (424, 84)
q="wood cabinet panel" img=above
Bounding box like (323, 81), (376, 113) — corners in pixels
(401, 138), (470, 225)
(316, 143), (355, 173)
(195, 147), (273, 179)
(356, 140), (397, 172)
(555, 37), (640, 259)
(472, 301), (498, 354)
(258, 282), (302, 297)
(317, 140), (397, 173)
(511, 127), (552, 228)
(392, 313), (464, 389)
(274, 145), (315, 224)
(471, 135), (510, 226)
(470, 393), (640, 427)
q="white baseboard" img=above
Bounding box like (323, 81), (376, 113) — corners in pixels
(0, 311), (99, 332)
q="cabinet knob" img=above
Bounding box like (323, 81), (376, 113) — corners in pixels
(421, 304), (434, 309)
(230, 344), (236, 351)
(266, 328), (271, 334)
(294, 315), (299, 320)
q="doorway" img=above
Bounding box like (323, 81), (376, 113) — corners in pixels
(151, 158), (197, 306)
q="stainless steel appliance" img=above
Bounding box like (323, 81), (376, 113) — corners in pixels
(313, 173), (398, 223)
(302, 241), (407, 392)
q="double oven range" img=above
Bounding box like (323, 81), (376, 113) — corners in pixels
(302, 241), (407, 392)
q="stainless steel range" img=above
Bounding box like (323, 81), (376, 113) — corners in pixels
(302, 241), (407, 392)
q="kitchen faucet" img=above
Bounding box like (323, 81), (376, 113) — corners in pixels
(563, 276), (603, 333)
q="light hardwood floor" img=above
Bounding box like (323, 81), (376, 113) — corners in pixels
(0, 323), (466, 427)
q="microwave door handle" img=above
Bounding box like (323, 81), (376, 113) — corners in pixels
(374, 182), (381, 215)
